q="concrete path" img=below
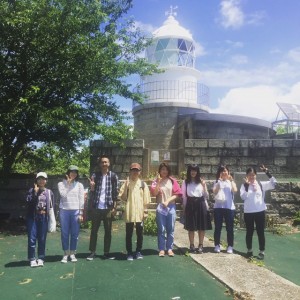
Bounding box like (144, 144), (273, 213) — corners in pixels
(174, 222), (300, 300)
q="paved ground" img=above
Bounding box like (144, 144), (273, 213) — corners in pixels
(174, 222), (300, 300)
(0, 221), (230, 300)
(1, 220), (300, 300)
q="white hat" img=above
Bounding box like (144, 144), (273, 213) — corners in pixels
(36, 172), (48, 179)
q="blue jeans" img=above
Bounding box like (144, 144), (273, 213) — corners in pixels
(27, 214), (48, 261)
(60, 209), (80, 252)
(156, 206), (176, 251)
(214, 208), (235, 247)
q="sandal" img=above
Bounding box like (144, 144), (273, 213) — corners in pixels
(167, 249), (174, 257)
(158, 250), (165, 257)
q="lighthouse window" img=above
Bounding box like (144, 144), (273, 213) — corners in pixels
(156, 38), (169, 51)
(178, 39), (187, 51)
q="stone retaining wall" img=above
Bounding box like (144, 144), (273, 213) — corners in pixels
(184, 139), (300, 179)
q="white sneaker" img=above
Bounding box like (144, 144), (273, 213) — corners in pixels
(30, 260), (38, 267)
(70, 254), (77, 262)
(86, 253), (96, 261)
(37, 259), (44, 267)
(61, 255), (68, 263)
(214, 245), (221, 253)
(227, 246), (233, 254)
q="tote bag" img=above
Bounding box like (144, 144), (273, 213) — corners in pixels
(48, 190), (56, 232)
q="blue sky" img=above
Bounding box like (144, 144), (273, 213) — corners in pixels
(119, 0), (300, 123)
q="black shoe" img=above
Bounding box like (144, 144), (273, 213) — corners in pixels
(257, 251), (264, 260)
(103, 253), (116, 260)
(246, 251), (253, 258)
(189, 245), (196, 253)
(196, 244), (203, 254)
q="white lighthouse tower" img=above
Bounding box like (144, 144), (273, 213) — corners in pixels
(132, 7), (209, 172)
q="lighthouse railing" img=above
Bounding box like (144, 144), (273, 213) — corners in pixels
(132, 80), (209, 108)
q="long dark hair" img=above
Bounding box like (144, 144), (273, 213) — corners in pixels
(216, 165), (230, 182)
(246, 167), (257, 175)
(66, 169), (79, 181)
(158, 162), (171, 177)
(186, 164), (201, 184)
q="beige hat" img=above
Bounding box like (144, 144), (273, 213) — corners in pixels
(36, 172), (48, 179)
(130, 163), (141, 171)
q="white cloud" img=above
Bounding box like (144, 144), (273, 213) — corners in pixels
(287, 47), (300, 63)
(201, 59), (300, 88)
(211, 83), (300, 121)
(230, 54), (248, 64)
(247, 11), (266, 25)
(134, 21), (157, 35)
(219, 0), (266, 29)
(194, 41), (206, 57)
(219, 0), (244, 29)
(225, 40), (244, 48)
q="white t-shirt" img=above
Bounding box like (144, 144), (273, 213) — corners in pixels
(97, 174), (107, 209)
(213, 179), (235, 210)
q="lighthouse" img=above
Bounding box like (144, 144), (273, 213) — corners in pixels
(132, 7), (209, 172)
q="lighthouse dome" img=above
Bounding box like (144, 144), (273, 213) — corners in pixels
(153, 15), (193, 40)
(146, 15), (196, 68)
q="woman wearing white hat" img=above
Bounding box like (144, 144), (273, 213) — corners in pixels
(26, 172), (55, 267)
(58, 165), (84, 263)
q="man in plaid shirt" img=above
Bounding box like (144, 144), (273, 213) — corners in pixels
(87, 156), (119, 260)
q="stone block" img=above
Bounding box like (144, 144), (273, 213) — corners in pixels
(113, 165), (123, 173)
(130, 148), (143, 156)
(274, 148), (292, 156)
(257, 140), (273, 147)
(293, 140), (300, 147)
(271, 192), (300, 203)
(208, 139), (225, 148)
(224, 140), (240, 148)
(185, 148), (201, 156)
(239, 140), (249, 147)
(290, 182), (300, 193)
(272, 139), (293, 148)
(112, 148), (131, 156)
(185, 139), (208, 148)
(199, 148), (219, 157)
(292, 147), (300, 156)
(219, 148), (241, 157)
(184, 157), (201, 165)
(274, 157), (287, 166)
(201, 156), (221, 165)
(199, 165), (211, 174)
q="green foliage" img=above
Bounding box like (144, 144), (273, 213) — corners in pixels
(143, 213), (157, 236)
(12, 143), (90, 175)
(0, 0), (159, 174)
(80, 220), (92, 230)
(248, 257), (265, 267)
(292, 211), (300, 226)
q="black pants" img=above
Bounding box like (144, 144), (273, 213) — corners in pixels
(126, 222), (143, 255)
(244, 211), (265, 251)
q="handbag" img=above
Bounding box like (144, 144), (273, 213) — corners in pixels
(214, 188), (226, 203)
(47, 190), (56, 232)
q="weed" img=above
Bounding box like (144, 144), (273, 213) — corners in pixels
(292, 211), (300, 226)
(143, 213), (158, 236)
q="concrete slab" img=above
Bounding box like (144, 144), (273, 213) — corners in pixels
(174, 222), (300, 300)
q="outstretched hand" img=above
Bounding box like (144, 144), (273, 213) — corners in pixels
(260, 164), (267, 172)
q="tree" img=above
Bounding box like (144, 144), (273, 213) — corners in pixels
(13, 143), (90, 175)
(0, 0), (158, 174)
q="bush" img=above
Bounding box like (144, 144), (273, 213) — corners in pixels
(143, 213), (157, 236)
(292, 211), (300, 226)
